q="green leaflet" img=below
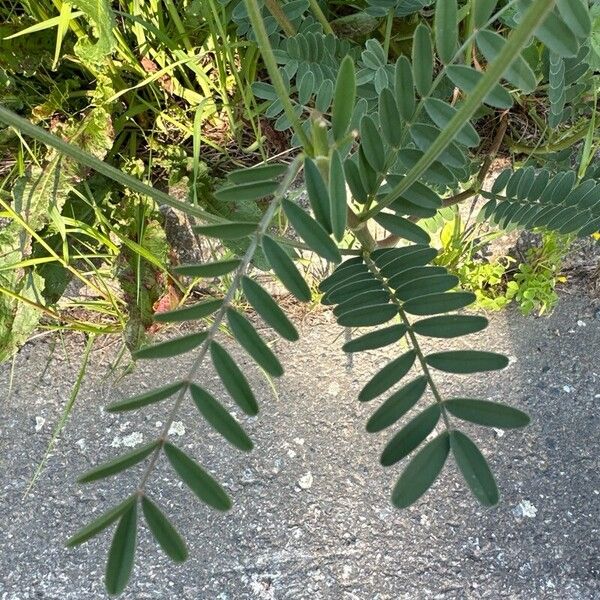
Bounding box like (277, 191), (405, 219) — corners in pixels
(336, 303), (399, 328)
(173, 260), (241, 278)
(412, 24), (433, 96)
(214, 180), (279, 202)
(342, 323), (407, 353)
(163, 442), (232, 511)
(332, 55), (356, 142)
(210, 341), (259, 416)
(391, 432), (450, 508)
(378, 88), (402, 147)
(227, 163), (288, 184)
(153, 299), (223, 323)
(435, 0), (458, 64)
(190, 384), (253, 451)
(105, 502), (137, 596)
(227, 308), (284, 377)
(359, 350), (416, 402)
(445, 398), (530, 428)
(410, 123), (467, 169)
(319, 260), (368, 293)
(304, 158), (332, 232)
(474, 0), (498, 28)
(329, 150), (348, 241)
(476, 30), (536, 93)
(379, 247), (439, 277)
(373, 212), (431, 244)
(423, 98), (480, 147)
(360, 115), (385, 173)
(556, 0), (591, 38)
(388, 265), (447, 290)
(445, 65), (513, 109)
(402, 291), (476, 316)
(262, 235), (311, 302)
(241, 276), (299, 341)
(395, 274), (459, 302)
(344, 158), (369, 203)
(450, 430), (499, 506)
(106, 381), (187, 412)
(281, 198), (341, 264)
(380, 404), (441, 466)
(426, 350), (509, 373)
(333, 290), (390, 317)
(133, 332), (208, 360)
(141, 496), (188, 563)
(324, 276), (382, 305)
(66, 496), (137, 547)
(366, 376), (428, 433)
(193, 222), (258, 239)
(394, 55), (416, 120)
(78, 441), (159, 483)
(412, 315), (488, 338)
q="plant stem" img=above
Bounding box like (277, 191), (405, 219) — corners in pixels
(135, 155), (304, 494)
(264, 0), (297, 36)
(383, 8), (394, 59)
(244, 0), (313, 152)
(307, 0), (334, 35)
(361, 0), (555, 221)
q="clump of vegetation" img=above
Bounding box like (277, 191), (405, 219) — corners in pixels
(1, 0), (599, 595)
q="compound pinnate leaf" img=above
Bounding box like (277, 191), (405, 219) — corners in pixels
(445, 398), (530, 428)
(342, 324), (407, 353)
(173, 260), (241, 278)
(106, 381), (188, 412)
(141, 496), (188, 563)
(190, 384), (253, 452)
(105, 502), (137, 596)
(450, 430), (499, 506)
(163, 442), (232, 511)
(210, 341), (258, 416)
(262, 235), (311, 302)
(366, 376), (428, 433)
(332, 55), (356, 141)
(241, 276), (299, 341)
(227, 308), (284, 377)
(391, 432), (450, 508)
(281, 198), (341, 264)
(66, 496), (137, 547)
(426, 350), (509, 373)
(193, 222), (258, 240)
(412, 315), (488, 338)
(402, 291), (476, 316)
(153, 299), (223, 323)
(214, 180), (279, 202)
(78, 441), (159, 483)
(359, 350), (416, 402)
(380, 404), (441, 466)
(134, 332), (208, 360)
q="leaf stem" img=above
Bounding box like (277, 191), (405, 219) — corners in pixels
(307, 0), (334, 35)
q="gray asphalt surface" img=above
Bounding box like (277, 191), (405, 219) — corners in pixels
(1, 285), (599, 599)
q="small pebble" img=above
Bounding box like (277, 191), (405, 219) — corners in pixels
(514, 500), (538, 519)
(34, 416), (45, 432)
(577, 320), (586, 327)
(168, 421), (185, 436)
(297, 472), (313, 490)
